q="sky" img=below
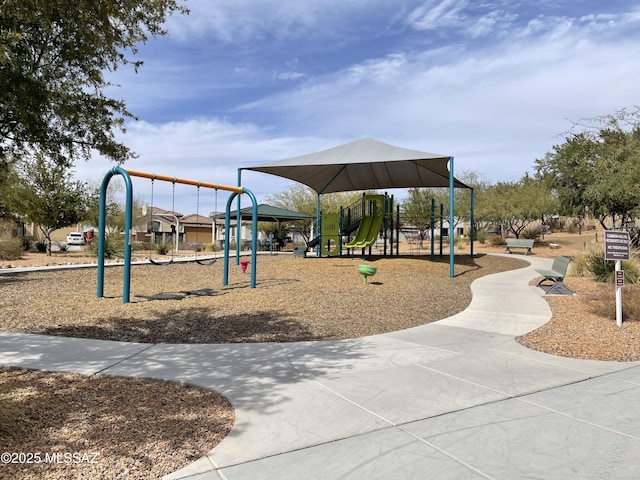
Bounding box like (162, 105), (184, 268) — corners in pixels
(77, 0), (640, 215)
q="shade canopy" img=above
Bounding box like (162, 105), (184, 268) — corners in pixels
(244, 138), (469, 194)
(213, 203), (314, 222)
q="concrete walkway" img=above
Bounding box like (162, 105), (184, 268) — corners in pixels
(1, 256), (639, 479)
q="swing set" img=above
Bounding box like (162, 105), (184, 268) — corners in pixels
(146, 177), (177, 266)
(145, 178), (219, 266)
(96, 167), (259, 303)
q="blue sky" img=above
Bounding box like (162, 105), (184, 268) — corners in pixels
(78, 0), (640, 214)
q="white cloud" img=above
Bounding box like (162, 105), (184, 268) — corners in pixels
(76, 119), (341, 214)
(78, 2), (640, 214)
(167, 0), (412, 43)
(275, 71), (306, 81)
(407, 0), (470, 30)
(232, 11), (640, 182)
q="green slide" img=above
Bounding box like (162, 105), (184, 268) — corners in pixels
(345, 215), (373, 249)
(353, 211), (384, 248)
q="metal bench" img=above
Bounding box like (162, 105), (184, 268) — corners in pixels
(535, 256), (572, 295)
(504, 238), (535, 255)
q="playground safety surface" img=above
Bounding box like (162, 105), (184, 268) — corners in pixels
(0, 254), (527, 344)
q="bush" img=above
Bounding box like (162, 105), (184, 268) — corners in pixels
(0, 237), (23, 260)
(489, 234), (506, 246)
(455, 236), (468, 250)
(565, 223), (580, 234)
(21, 237), (34, 251)
(475, 230), (486, 244)
(587, 284), (640, 322)
(58, 242), (68, 252)
(88, 233), (125, 259)
(156, 241), (172, 256)
(34, 239), (47, 252)
(572, 247), (640, 285)
(195, 244), (219, 253)
(520, 227), (539, 240)
(203, 243), (220, 252)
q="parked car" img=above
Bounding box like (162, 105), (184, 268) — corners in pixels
(66, 232), (85, 245)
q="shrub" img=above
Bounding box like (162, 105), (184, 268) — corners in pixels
(58, 242), (68, 252)
(520, 227), (539, 240)
(34, 239), (47, 252)
(455, 236), (468, 250)
(571, 247), (640, 285)
(156, 241), (172, 255)
(88, 233), (125, 259)
(0, 237), (23, 260)
(489, 234), (506, 246)
(565, 223), (579, 234)
(205, 243), (220, 252)
(21, 237), (34, 251)
(587, 284), (640, 322)
(475, 230), (486, 244)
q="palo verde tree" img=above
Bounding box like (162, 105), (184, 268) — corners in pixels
(15, 155), (89, 254)
(535, 107), (640, 230)
(263, 184), (363, 243)
(400, 187), (437, 242)
(400, 170), (489, 238)
(0, 0), (188, 168)
(483, 174), (554, 239)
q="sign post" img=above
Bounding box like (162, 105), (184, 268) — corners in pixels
(604, 230), (630, 327)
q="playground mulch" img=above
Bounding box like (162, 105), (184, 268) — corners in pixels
(0, 253), (525, 343)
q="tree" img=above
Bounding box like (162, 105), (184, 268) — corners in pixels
(400, 187), (437, 243)
(15, 155), (89, 254)
(83, 180), (146, 235)
(535, 107), (640, 229)
(0, 0), (188, 167)
(483, 175), (554, 238)
(263, 184), (362, 243)
(0, 156), (21, 219)
(400, 170), (488, 239)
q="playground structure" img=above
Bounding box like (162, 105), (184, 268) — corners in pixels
(314, 193), (465, 260)
(96, 167), (259, 304)
(315, 194), (391, 258)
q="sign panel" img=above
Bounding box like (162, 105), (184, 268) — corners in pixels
(604, 230), (630, 261)
(616, 270), (625, 288)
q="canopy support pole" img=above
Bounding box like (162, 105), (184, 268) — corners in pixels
(449, 157), (455, 278)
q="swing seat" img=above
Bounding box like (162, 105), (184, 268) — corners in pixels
(195, 256), (217, 266)
(149, 258), (174, 267)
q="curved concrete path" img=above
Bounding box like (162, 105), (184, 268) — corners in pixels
(1, 256), (639, 479)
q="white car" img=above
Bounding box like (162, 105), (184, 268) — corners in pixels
(66, 232), (85, 245)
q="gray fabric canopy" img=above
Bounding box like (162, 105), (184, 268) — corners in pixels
(213, 204), (314, 222)
(244, 138), (468, 194)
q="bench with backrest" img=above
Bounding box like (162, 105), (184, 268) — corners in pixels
(535, 256), (572, 295)
(504, 238), (535, 255)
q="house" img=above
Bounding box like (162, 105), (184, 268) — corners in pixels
(180, 213), (215, 245)
(134, 206), (183, 245)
